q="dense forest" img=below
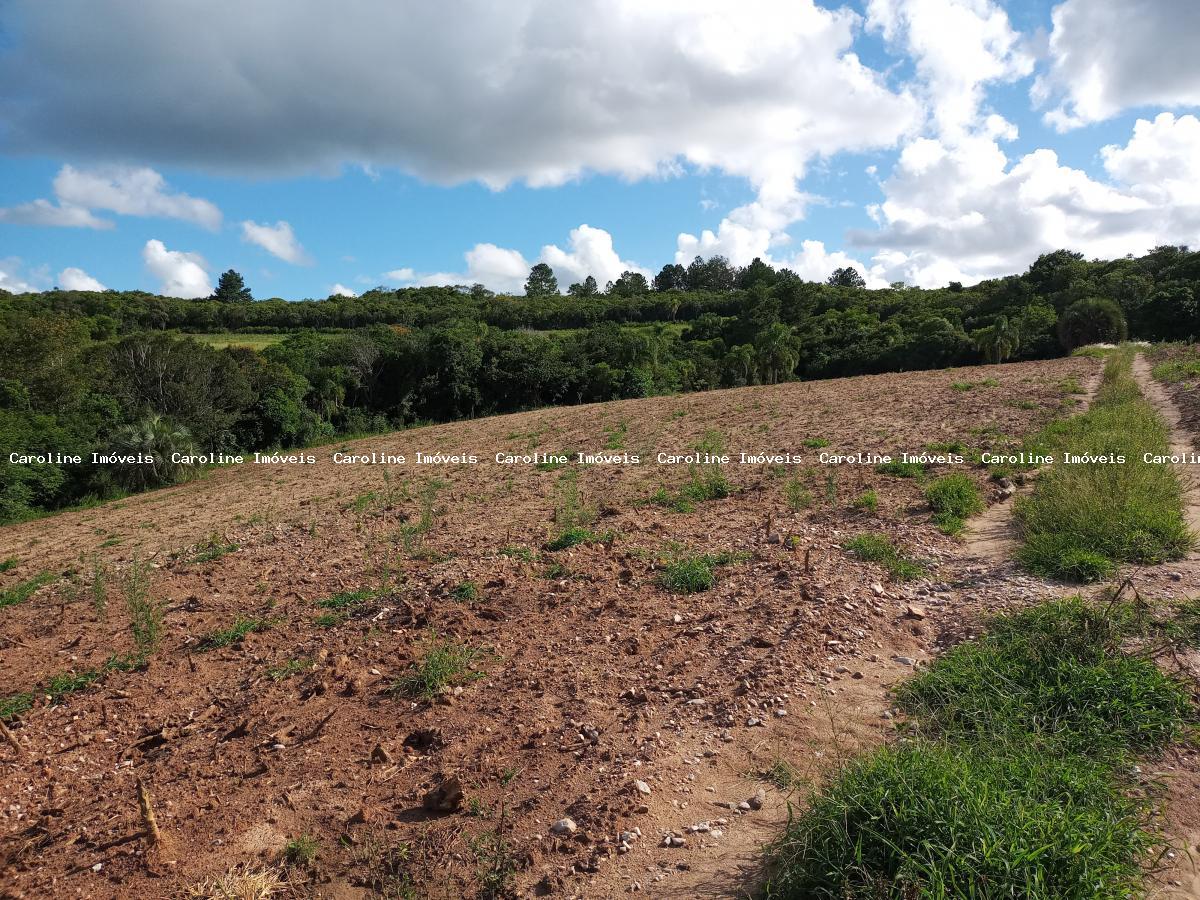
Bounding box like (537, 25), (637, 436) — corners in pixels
(2, 246), (1197, 523)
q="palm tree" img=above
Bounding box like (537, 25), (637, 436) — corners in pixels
(974, 316), (1021, 363)
(108, 415), (198, 490)
(754, 323), (799, 384)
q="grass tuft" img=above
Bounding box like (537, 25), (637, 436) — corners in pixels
(198, 617), (271, 650)
(844, 534), (926, 581)
(0, 572), (54, 610)
(391, 638), (487, 700)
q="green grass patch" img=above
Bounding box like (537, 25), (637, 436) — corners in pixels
(767, 741), (1153, 900)
(875, 459), (926, 478)
(390, 638), (487, 700)
(896, 598), (1190, 754)
(545, 526), (601, 551)
(267, 657), (313, 681)
(802, 437), (829, 449)
(784, 476), (814, 511)
(852, 489), (878, 512)
(0, 692), (34, 720)
(764, 598), (1195, 900)
(0, 557), (17, 573)
(187, 532), (240, 564)
(197, 617), (271, 650)
(451, 581), (479, 602)
(844, 534), (926, 581)
(924, 473), (984, 535)
(0, 572), (54, 610)
(313, 587), (377, 626)
(659, 550), (747, 593)
(1017, 347), (1193, 581)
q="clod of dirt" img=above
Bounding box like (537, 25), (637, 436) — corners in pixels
(422, 775), (464, 812)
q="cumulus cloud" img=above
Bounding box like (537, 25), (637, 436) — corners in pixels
(0, 165), (220, 230)
(866, 0), (1032, 140)
(785, 240), (885, 287)
(1034, 0), (1200, 130)
(141, 239), (211, 298)
(329, 283), (358, 297)
(58, 267), (106, 291)
(240, 220), (311, 264)
(391, 225), (645, 293)
(54, 165), (221, 229)
(540, 224), (647, 286)
(848, 113), (1200, 287)
(0, 257), (44, 293)
(381, 268), (415, 284)
(0, 0), (916, 196)
(0, 198), (112, 228)
(1101, 113), (1200, 208)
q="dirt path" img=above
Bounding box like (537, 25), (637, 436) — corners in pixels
(1128, 353), (1200, 899)
(1132, 353), (1200, 543)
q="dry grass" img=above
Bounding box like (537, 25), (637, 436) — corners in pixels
(183, 865), (285, 900)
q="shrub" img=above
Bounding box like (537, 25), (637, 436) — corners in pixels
(1057, 298), (1128, 351)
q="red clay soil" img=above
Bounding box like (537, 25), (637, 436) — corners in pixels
(0, 358), (1098, 898)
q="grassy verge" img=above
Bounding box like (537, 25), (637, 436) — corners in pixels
(765, 597), (1195, 899)
(1016, 346), (1192, 581)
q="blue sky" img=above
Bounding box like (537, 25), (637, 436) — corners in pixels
(1, 0), (1198, 298)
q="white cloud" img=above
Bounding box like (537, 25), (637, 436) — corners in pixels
(330, 283), (358, 297)
(240, 219), (311, 264)
(1034, 0), (1200, 130)
(0, 1), (917, 202)
(0, 165), (221, 230)
(0, 198), (112, 229)
(540, 224), (647, 286)
(393, 225), (646, 293)
(1101, 113), (1200, 207)
(58, 266), (106, 290)
(142, 239), (211, 298)
(849, 114), (1200, 287)
(0, 257), (44, 293)
(54, 165), (221, 229)
(382, 267), (415, 284)
(784, 240), (885, 287)
(867, 0), (1032, 140)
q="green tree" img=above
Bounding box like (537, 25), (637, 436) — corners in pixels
(1057, 298), (1128, 350)
(107, 415), (198, 491)
(608, 271), (650, 296)
(827, 267), (866, 289)
(525, 263), (559, 297)
(971, 315), (1021, 363)
(753, 323), (799, 384)
(212, 270), (253, 303)
(653, 264), (687, 292)
(568, 275), (599, 297)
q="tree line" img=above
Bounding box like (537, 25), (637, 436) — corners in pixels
(2, 245), (1197, 522)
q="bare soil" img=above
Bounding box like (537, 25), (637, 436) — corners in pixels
(8, 354), (1187, 900)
